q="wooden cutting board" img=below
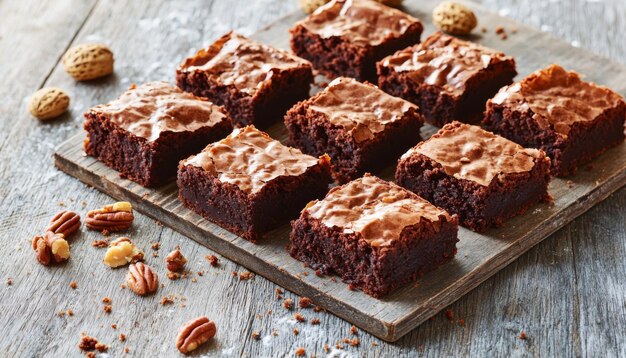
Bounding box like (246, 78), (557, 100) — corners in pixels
(53, 0), (626, 342)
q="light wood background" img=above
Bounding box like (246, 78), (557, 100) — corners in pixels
(1, 0), (624, 357)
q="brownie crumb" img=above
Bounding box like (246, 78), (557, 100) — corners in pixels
(160, 296), (174, 305)
(445, 309), (454, 321)
(275, 288), (284, 300)
(299, 297), (312, 308)
(324, 343), (330, 353)
(495, 26), (505, 34)
(239, 271), (254, 280)
(119, 333), (126, 342)
(111, 324), (117, 329)
(67, 309), (74, 316)
(102, 297), (111, 304)
(95, 342), (108, 352)
(350, 325), (358, 335)
(294, 313), (306, 322)
(86, 352), (96, 358)
(78, 336), (98, 351)
(311, 318), (320, 325)
(92, 239), (109, 248)
(481, 27), (488, 33)
(372, 342), (379, 347)
(167, 272), (181, 280)
(519, 331), (528, 340)
(566, 180), (574, 188)
(458, 318), (466, 326)
(295, 347), (306, 356)
(101, 229), (110, 236)
(348, 338), (360, 347)
(69, 281), (78, 289)
(313, 306), (324, 313)
(206, 255), (220, 267)
(103, 305), (112, 314)
(283, 298), (294, 310)
(151, 242), (160, 251)
(6, 278), (12, 286)
(125, 347), (130, 353)
(251, 331), (261, 341)
(314, 269), (324, 277)
(347, 284), (356, 291)
(293, 328), (299, 336)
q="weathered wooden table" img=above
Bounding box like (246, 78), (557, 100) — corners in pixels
(1, 0), (624, 356)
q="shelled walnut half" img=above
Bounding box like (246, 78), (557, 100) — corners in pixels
(103, 237), (144, 268)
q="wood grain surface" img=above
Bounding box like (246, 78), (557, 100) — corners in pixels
(52, 0), (626, 339)
(1, 0), (625, 356)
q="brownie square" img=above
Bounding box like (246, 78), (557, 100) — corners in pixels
(176, 32), (314, 128)
(289, 174), (458, 298)
(377, 32), (517, 126)
(84, 81), (232, 187)
(483, 64), (626, 176)
(395, 121), (551, 232)
(285, 77), (424, 183)
(177, 126), (333, 242)
(290, 0), (423, 82)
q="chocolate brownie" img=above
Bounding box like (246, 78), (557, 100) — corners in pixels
(285, 77), (424, 183)
(289, 174), (458, 297)
(176, 32), (313, 128)
(290, 0), (423, 82)
(483, 64), (626, 176)
(377, 32), (517, 126)
(395, 121), (551, 232)
(289, 174), (458, 298)
(84, 81), (232, 187)
(177, 126), (333, 242)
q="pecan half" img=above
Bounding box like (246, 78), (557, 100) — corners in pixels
(176, 316), (217, 354)
(86, 201), (133, 232)
(46, 210), (81, 238)
(32, 231), (70, 265)
(165, 249), (187, 272)
(126, 262), (158, 296)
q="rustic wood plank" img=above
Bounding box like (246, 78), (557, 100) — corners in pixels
(52, 0), (626, 342)
(1, 0), (625, 355)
